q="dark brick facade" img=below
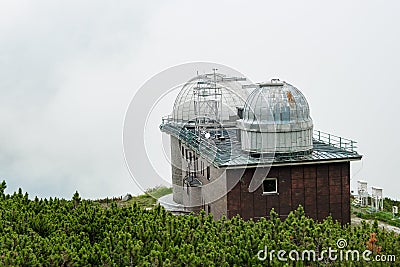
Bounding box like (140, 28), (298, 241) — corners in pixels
(226, 162), (351, 224)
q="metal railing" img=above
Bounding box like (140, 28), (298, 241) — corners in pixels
(161, 115), (173, 125)
(313, 130), (357, 153)
(161, 118), (359, 164)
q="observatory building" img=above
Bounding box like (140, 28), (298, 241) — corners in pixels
(160, 72), (362, 224)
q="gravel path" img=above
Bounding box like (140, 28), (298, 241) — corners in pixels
(351, 216), (400, 234)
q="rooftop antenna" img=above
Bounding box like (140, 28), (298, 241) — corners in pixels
(212, 68), (224, 138)
(193, 69), (222, 141)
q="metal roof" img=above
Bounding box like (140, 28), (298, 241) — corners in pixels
(160, 121), (362, 168)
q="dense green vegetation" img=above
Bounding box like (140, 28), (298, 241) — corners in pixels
(383, 198), (400, 213)
(0, 181), (399, 266)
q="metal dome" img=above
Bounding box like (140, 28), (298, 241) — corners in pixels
(237, 79), (313, 154)
(172, 73), (248, 126)
(243, 80), (312, 124)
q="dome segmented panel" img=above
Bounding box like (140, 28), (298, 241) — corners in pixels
(238, 79), (313, 154)
(172, 73), (249, 125)
(243, 82), (311, 125)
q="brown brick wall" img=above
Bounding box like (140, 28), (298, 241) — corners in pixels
(226, 162), (351, 224)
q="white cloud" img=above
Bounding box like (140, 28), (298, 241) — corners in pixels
(0, 0), (399, 199)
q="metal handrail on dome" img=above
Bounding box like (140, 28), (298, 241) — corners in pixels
(161, 115), (173, 125)
(313, 130), (357, 153)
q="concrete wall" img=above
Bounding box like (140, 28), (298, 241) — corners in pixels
(182, 186), (202, 213)
(174, 149), (229, 219)
(175, 143), (209, 213)
(170, 136), (183, 204)
(202, 163), (227, 220)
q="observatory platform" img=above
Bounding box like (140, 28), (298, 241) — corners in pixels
(160, 122), (361, 168)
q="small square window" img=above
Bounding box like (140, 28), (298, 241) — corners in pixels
(263, 178), (277, 194)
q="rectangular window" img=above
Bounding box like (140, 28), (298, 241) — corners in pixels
(263, 178), (278, 194)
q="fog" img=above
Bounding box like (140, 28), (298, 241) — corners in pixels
(0, 1), (399, 199)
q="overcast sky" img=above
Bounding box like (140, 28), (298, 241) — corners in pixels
(0, 1), (399, 199)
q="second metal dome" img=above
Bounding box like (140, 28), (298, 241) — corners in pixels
(237, 79), (313, 154)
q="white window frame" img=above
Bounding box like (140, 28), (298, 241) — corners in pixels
(263, 178), (278, 194)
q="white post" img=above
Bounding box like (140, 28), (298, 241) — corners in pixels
(371, 187), (383, 211)
(357, 180), (368, 207)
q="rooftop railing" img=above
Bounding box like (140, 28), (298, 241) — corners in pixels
(161, 115), (173, 125)
(313, 130), (357, 153)
(161, 118), (359, 162)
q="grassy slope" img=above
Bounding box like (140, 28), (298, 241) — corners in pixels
(96, 186), (172, 208)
